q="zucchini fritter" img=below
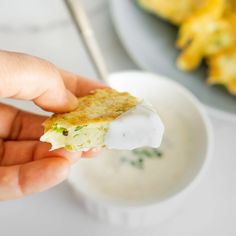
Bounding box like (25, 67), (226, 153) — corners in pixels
(40, 89), (139, 151)
(208, 48), (236, 95)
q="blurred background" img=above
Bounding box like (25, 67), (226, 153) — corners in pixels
(0, 0), (236, 235)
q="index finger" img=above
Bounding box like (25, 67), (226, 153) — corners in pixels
(0, 50), (108, 113)
(0, 51), (77, 113)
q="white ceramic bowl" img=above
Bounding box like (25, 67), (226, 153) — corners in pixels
(68, 71), (213, 228)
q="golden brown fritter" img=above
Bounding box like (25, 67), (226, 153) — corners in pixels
(138, 0), (205, 25)
(43, 88), (139, 131)
(176, 0), (226, 70)
(208, 47), (236, 95)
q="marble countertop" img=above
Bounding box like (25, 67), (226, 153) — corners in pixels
(0, 0), (236, 235)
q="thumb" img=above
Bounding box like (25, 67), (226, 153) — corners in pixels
(34, 88), (78, 113)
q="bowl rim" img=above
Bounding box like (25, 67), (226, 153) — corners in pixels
(68, 71), (214, 210)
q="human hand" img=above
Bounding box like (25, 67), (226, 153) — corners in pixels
(0, 50), (105, 200)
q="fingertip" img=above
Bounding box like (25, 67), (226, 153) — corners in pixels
(50, 148), (82, 164)
(34, 142), (82, 164)
(34, 89), (78, 113)
(65, 89), (78, 111)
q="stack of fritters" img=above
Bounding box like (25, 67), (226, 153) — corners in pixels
(139, 0), (236, 95)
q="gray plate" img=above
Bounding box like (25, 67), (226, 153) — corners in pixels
(110, 0), (236, 120)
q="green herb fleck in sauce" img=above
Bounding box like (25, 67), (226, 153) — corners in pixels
(121, 148), (163, 169)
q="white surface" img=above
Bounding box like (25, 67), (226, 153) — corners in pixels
(0, 0), (235, 235)
(0, 0), (96, 78)
(68, 72), (213, 227)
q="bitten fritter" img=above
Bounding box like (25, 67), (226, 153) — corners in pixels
(40, 89), (139, 151)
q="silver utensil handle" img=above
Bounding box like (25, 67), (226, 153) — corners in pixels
(64, 0), (109, 83)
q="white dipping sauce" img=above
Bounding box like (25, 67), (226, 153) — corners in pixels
(70, 109), (194, 204)
(105, 101), (164, 150)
